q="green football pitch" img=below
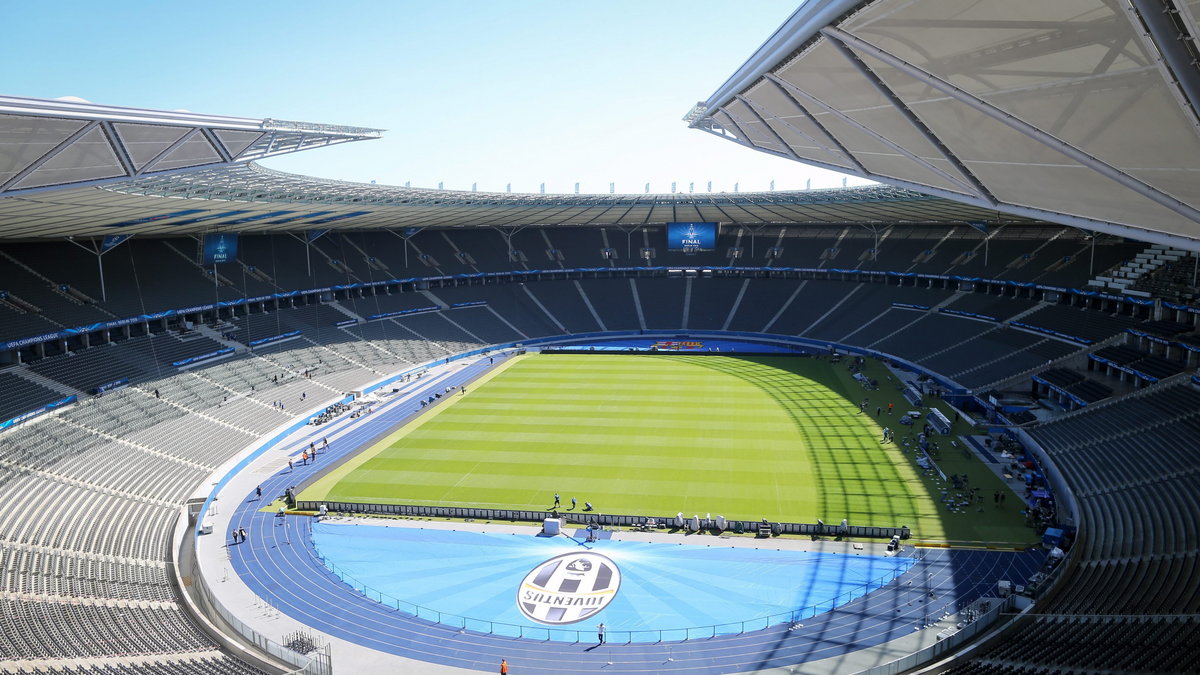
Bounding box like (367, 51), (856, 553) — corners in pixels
(299, 353), (1034, 545)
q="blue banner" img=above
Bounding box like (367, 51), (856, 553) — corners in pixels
(892, 302), (929, 310)
(201, 233), (238, 265)
(248, 331), (301, 347)
(264, 211), (333, 225)
(667, 222), (717, 251)
(101, 234), (131, 252)
(450, 301), (487, 308)
(1010, 321), (1092, 345)
(219, 210), (296, 226)
(940, 308), (999, 322)
(171, 347), (235, 368)
(366, 306), (439, 321)
(333, 319), (359, 327)
(158, 210), (251, 229)
(306, 211), (370, 225)
(0, 395), (78, 431)
(103, 209), (207, 228)
(93, 378), (130, 395)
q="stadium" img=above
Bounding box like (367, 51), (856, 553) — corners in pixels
(2, 2), (1199, 674)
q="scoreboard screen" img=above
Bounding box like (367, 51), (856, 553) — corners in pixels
(667, 222), (717, 251)
(201, 233), (238, 264)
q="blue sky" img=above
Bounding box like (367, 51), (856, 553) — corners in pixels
(5, 1), (867, 194)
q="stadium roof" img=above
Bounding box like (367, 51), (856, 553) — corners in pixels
(687, 0), (1200, 251)
(0, 95), (1037, 240)
(0, 95), (382, 198)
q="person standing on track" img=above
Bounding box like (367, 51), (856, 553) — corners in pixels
(499, 659), (507, 674)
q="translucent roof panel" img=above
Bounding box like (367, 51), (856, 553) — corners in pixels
(690, 0), (1200, 249)
(148, 133), (223, 172)
(0, 94), (382, 196)
(12, 124), (125, 190)
(0, 116), (88, 185)
(212, 129), (263, 157)
(842, 0), (1200, 212)
(112, 122), (191, 172)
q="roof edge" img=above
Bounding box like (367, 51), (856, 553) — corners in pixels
(698, 0), (867, 116)
(0, 94), (383, 136)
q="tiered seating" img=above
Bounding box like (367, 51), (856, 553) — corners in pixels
(1035, 367), (1112, 404)
(525, 282), (601, 333)
(576, 278), (644, 332)
(441, 306), (526, 344)
(1026, 382), (1200, 578)
(0, 371), (63, 421)
(1019, 304), (1140, 343)
(949, 616), (1200, 675)
(1, 546), (176, 603)
(686, 278), (744, 330)
(342, 322), (442, 363)
(1131, 252), (1199, 301)
(0, 250), (114, 326)
(945, 292), (1039, 319)
(635, 278), (686, 329)
(805, 283), (955, 342)
(0, 597), (211, 659)
(1091, 344), (1186, 380)
(872, 312), (993, 362)
(52, 656), (268, 675)
(724, 278), (798, 333)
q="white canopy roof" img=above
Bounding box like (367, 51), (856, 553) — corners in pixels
(688, 0), (1200, 250)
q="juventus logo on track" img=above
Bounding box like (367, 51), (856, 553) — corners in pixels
(516, 552), (621, 625)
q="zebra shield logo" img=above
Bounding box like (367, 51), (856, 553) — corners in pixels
(516, 551), (621, 625)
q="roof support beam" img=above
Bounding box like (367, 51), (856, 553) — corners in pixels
(0, 120), (101, 193)
(820, 31), (999, 206)
(99, 121), (136, 179)
(1126, 0), (1200, 136)
(761, 77), (868, 176)
(711, 109), (761, 152)
(821, 25), (1200, 226)
(732, 95), (807, 161)
(765, 73), (976, 193)
(200, 127), (234, 163)
(734, 93), (857, 170)
(139, 127), (200, 175)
